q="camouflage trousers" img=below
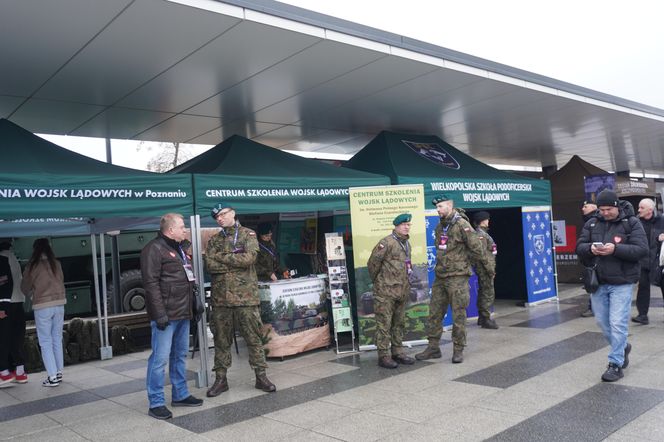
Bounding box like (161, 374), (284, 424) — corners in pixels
(373, 291), (408, 357)
(427, 276), (470, 350)
(475, 267), (495, 320)
(210, 305), (268, 374)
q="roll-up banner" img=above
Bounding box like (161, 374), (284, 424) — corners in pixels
(349, 184), (428, 349)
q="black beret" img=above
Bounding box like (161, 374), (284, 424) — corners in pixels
(431, 194), (451, 205)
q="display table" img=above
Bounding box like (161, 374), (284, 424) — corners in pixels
(258, 275), (330, 358)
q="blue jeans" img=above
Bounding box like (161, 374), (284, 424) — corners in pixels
(34, 305), (65, 378)
(146, 319), (191, 408)
(591, 284), (633, 366)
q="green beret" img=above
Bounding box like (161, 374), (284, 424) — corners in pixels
(431, 194), (451, 205)
(393, 213), (412, 226)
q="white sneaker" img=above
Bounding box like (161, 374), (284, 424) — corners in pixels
(56, 372), (63, 382)
(42, 377), (60, 387)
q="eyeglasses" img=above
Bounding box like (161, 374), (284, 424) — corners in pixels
(217, 209), (233, 217)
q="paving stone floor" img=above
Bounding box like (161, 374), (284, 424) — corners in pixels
(2, 283), (664, 441)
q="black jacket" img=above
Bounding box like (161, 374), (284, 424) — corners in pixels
(140, 233), (194, 322)
(639, 213), (664, 285)
(576, 203), (648, 285)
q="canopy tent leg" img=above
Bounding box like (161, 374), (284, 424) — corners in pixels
(99, 233), (113, 360)
(191, 215), (210, 388)
(91, 234), (105, 353)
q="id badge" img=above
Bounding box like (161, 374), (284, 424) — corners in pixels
(491, 244), (497, 256)
(405, 259), (412, 275)
(183, 264), (196, 282)
(438, 235), (448, 250)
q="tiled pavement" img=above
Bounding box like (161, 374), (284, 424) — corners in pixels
(2, 284), (664, 441)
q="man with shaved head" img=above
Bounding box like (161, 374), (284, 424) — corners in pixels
(632, 198), (664, 325)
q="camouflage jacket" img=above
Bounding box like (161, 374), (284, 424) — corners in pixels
(205, 222), (259, 307)
(367, 230), (411, 299)
(434, 210), (494, 278)
(475, 226), (497, 269)
(255, 239), (282, 281)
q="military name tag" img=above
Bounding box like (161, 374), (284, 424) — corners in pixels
(438, 235), (448, 250)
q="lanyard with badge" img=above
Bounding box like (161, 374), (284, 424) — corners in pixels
(178, 245), (196, 282)
(259, 243), (275, 257)
(438, 225), (450, 251)
(392, 233), (412, 275)
(222, 223), (243, 254)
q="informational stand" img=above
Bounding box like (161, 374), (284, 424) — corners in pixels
(325, 232), (357, 354)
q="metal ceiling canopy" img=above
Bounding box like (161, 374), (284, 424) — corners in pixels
(2, 0), (663, 175)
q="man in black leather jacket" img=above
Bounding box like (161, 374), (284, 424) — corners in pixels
(577, 190), (648, 382)
(141, 213), (203, 419)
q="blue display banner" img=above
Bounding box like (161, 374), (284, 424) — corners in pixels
(521, 207), (557, 304)
(425, 211), (479, 325)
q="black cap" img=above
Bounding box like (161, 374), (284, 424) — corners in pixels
(596, 189), (619, 207)
(473, 211), (490, 225)
(257, 222), (272, 235)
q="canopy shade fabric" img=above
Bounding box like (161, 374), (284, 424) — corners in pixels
(171, 134), (389, 215)
(346, 131), (551, 208)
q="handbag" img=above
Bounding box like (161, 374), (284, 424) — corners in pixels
(192, 285), (205, 322)
(583, 262), (599, 294)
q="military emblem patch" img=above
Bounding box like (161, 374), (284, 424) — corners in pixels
(533, 234), (545, 254)
(402, 140), (461, 169)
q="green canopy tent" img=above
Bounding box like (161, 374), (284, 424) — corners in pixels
(0, 119), (193, 223)
(346, 131), (551, 208)
(170, 134), (389, 216)
(347, 131), (555, 305)
(0, 118), (202, 369)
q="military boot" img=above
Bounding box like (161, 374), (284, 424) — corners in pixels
(415, 344), (442, 361)
(378, 355), (398, 369)
(452, 348), (464, 364)
(480, 318), (499, 329)
(255, 370), (276, 392)
(206, 372), (229, 397)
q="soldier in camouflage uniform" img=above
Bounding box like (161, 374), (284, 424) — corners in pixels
(205, 203), (276, 397)
(472, 211), (499, 329)
(255, 223), (287, 282)
(367, 213), (417, 369)
(416, 195), (494, 363)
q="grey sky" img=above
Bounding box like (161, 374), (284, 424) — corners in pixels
(281, 0), (664, 110)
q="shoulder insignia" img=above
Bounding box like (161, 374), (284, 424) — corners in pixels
(464, 227), (471, 232)
(169, 252), (176, 258)
(378, 243), (385, 249)
(248, 231), (256, 236)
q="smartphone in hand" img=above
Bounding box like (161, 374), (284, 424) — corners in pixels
(592, 242), (604, 248)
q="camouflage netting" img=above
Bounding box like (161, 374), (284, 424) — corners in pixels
(25, 318), (135, 372)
